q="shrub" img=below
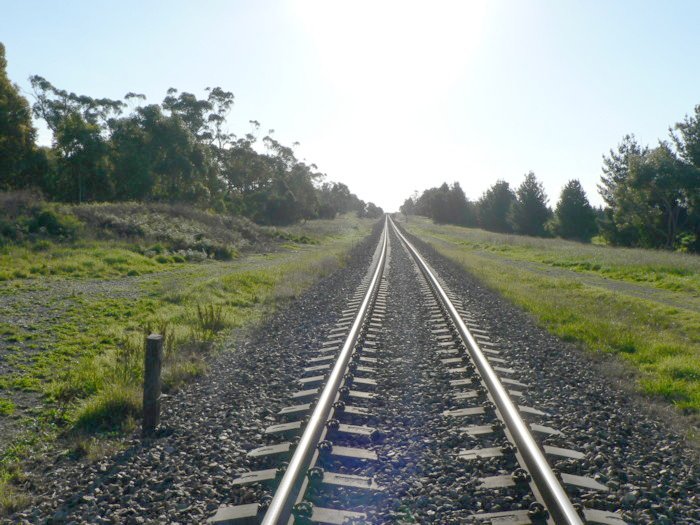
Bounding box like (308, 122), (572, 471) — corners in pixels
(0, 189), (42, 218)
(163, 359), (207, 393)
(27, 207), (81, 240)
(0, 218), (19, 244)
(212, 244), (235, 260)
(0, 192), (82, 243)
(30, 240), (51, 251)
(0, 480), (31, 518)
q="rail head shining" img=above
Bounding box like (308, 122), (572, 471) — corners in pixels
(261, 217), (389, 525)
(389, 217), (583, 525)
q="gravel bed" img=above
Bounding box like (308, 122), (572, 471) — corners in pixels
(8, 223), (384, 525)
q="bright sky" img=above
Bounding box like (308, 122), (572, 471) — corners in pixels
(3, 0), (700, 211)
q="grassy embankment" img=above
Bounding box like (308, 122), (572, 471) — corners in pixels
(0, 197), (375, 514)
(400, 216), (700, 415)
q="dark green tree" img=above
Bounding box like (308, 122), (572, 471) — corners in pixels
(0, 43), (41, 190)
(316, 181), (364, 218)
(108, 113), (154, 200)
(409, 183), (475, 226)
(625, 143), (694, 249)
(510, 172), (551, 236)
(399, 194), (417, 216)
(671, 104), (700, 168)
(598, 134), (698, 250)
(53, 112), (113, 202)
(597, 135), (648, 246)
(360, 202), (384, 218)
(205, 87), (235, 149)
(670, 105), (700, 250)
(30, 75), (124, 202)
(477, 180), (516, 233)
(553, 179), (597, 241)
(445, 182), (477, 226)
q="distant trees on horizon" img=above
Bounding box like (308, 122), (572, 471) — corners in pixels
(401, 174), (598, 243)
(0, 42), (382, 225)
(401, 104), (700, 252)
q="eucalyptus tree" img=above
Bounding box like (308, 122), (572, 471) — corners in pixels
(30, 75), (124, 202)
(0, 43), (41, 190)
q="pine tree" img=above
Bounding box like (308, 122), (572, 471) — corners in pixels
(510, 172), (551, 236)
(554, 180), (597, 241)
(478, 180), (516, 233)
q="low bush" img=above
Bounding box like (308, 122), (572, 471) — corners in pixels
(26, 207), (81, 240)
(0, 191), (82, 244)
(0, 480), (30, 518)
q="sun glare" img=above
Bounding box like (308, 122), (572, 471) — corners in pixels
(289, 0), (491, 207)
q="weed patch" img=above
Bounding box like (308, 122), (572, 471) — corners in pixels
(0, 398), (15, 416)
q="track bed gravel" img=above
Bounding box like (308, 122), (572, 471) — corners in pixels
(358, 229), (538, 523)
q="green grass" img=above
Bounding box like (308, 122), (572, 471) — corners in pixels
(401, 216), (700, 412)
(0, 214), (375, 516)
(0, 398), (15, 416)
(0, 242), (183, 281)
(10, 241), (368, 431)
(404, 217), (700, 295)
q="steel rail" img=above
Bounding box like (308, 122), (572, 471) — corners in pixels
(261, 217), (389, 525)
(389, 217), (583, 525)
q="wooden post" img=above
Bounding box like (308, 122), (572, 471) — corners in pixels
(143, 333), (163, 436)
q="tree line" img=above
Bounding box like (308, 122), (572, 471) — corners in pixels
(0, 43), (383, 225)
(401, 106), (700, 252)
(400, 175), (599, 242)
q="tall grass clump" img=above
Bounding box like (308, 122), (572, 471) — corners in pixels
(0, 477), (30, 518)
(73, 383), (141, 433)
(193, 303), (227, 341)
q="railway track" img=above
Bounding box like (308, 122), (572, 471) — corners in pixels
(208, 216), (627, 525)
